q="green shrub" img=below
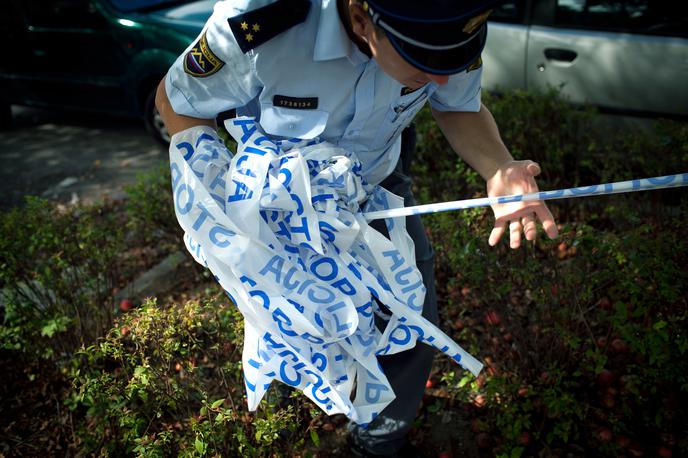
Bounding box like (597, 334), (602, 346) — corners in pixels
(67, 295), (317, 457)
(124, 162), (181, 247)
(0, 197), (124, 361)
(411, 87), (688, 456)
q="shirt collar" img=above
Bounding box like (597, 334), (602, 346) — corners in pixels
(314, 0), (369, 65)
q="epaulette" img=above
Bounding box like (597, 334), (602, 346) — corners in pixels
(228, 0), (311, 53)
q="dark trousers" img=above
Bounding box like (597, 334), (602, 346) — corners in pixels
(348, 125), (438, 454)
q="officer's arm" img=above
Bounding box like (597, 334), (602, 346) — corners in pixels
(155, 77), (216, 137)
(430, 103), (512, 180)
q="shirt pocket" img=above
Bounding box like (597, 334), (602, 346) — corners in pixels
(260, 104), (329, 140)
(371, 91), (428, 150)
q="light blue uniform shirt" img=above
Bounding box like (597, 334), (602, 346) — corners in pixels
(166, 0), (483, 185)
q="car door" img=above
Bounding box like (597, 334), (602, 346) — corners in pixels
(482, 0), (530, 92)
(19, 0), (131, 112)
(526, 0), (688, 116)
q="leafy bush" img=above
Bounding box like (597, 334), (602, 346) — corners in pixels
(0, 197), (124, 361)
(410, 88), (688, 457)
(67, 295), (319, 457)
(124, 162), (181, 247)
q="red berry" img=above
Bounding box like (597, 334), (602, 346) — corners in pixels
(519, 431), (531, 446)
(453, 319), (465, 331)
(616, 435), (631, 447)
(657, 446), (673, 458)
(596, 369), (614, 387)
(425, 379), (434, 389)
(120, 326), (129, 336)
(596, 337), (608, 348)
(485, 310), (501, 326)
(119, 298), (134, 312)
(438, 452), (452, 458)
(597, 297), (612, 310)
(598, 428), (613, 442)
(473, 394), (487, 408)
(611, 338), (629, 354)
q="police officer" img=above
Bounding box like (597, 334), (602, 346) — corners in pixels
(156, 0), (559, 456)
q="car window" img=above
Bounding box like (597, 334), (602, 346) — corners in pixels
(552, 0), (688, 38)
(489, 1), (528, 24)
(22, 0), (105, 29)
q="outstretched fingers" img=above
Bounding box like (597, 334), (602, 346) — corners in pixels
(535, 204), (559, 240)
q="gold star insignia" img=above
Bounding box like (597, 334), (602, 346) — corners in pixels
(252, 23), (260, 32)
(240, 21), (248, 30)
(245, 33), (253, 42)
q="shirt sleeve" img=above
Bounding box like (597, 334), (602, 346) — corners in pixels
(165, 2), (261, 119)
(428, 67), (483, 113)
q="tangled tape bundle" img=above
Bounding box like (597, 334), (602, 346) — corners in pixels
(169, 117), (482, 425)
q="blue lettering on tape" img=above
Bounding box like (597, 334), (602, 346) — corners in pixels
(232, 118), (257, 143)
(176, 141), (195, 161)
(390, 324), (411, 345)
(310, 257), (338, 281)
(170, 162), (182, 190)
(175, 184), (194, 215)
(365, 382), (390, 403)
(192, 202), (215, 231)
(209, 225), (235, 248)
(570, 185), (598, 195)
(280, 360), (305, 386)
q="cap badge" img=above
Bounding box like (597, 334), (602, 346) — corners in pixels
(463, 9), (492, 34)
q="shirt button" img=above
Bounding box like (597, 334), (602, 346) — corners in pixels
(289, 124), (295, 130)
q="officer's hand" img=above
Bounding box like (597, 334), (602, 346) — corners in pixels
(486, 160), (558, 249)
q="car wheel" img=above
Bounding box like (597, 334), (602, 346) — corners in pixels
(143, 87), (170, 146)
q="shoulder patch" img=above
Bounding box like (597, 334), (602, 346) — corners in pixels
(228, 0), (311, 53)
(184, 31), (225, 77)
(467, 56), (483, 73)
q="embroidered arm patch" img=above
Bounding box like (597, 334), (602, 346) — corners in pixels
(184, 31), (225, 78)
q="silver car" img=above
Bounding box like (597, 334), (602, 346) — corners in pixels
(482, 0), (688, 116)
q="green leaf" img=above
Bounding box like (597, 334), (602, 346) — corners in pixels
(653, 320), (667, 331)
(511, 447), (525, 458)
(195, 437), (205, 454)
(310, 429), (320, 447)
(211, 398), (225, 409)
(40, 317), (69, 337)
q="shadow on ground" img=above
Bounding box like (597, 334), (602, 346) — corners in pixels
(0, 106), (167, 210)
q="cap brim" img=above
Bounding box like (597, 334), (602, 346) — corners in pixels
(385, 23), (488, 75)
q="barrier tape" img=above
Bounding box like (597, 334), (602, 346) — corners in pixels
(364, 173), (688, 220)
(169, 118), (482, 425)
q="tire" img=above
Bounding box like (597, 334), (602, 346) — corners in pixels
(143, 87), (170, 146)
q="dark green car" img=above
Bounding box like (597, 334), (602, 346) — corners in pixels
(0, 0), (213, 144)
